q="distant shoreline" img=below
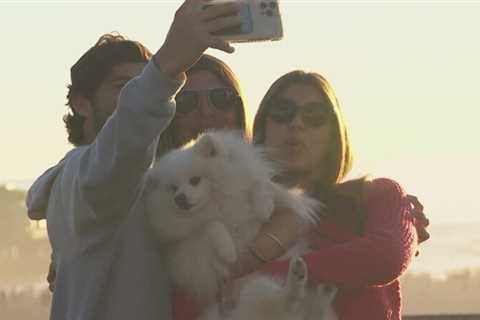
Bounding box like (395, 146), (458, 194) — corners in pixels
(3, 182), (480, 279)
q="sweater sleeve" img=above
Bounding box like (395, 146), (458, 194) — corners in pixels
(262, 178), (418, 290)
(304, 178), (418, 289)
(63, 60), (185, 231)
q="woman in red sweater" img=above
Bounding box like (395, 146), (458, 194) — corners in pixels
(174, 69), (429, 320)
(248, 70), (430, 319)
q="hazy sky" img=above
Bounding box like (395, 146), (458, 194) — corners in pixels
(1, 0), (479, 227)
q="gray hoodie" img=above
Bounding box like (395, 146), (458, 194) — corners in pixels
(26, 60), (184, 320)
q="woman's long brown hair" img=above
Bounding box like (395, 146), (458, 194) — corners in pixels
(253, 70), (370, 234)
(156, 54), (248, 158)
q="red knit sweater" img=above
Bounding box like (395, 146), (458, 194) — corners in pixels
(174, 178), (421, 320)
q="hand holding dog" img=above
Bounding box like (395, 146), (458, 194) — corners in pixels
(230, 207), (304, 278)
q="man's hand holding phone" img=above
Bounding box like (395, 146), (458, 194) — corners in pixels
(209, 0), (284, 43)
(154, 0), (242, 79)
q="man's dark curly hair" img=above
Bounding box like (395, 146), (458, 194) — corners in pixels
(64, 33), (152, 146)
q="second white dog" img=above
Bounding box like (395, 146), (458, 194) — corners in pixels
(200, 256), (338, 320)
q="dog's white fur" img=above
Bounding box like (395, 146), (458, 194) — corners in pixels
(145, 131), (336, 318)
(200, 257), (338, 320)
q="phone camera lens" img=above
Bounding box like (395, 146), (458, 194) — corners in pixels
(260, 1), (267, 9)
(269, 1), (277, 9)
(265, 9), (273, 16)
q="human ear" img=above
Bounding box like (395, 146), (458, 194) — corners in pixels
(71, 95), (93, 118)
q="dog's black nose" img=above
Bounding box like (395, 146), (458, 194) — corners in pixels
(174, 194), (191, 210)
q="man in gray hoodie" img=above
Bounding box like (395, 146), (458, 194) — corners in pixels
(25, 1), (242, 319)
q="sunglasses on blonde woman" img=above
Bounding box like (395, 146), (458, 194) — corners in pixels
(175, 87), (242, 114)
(266, 97), (333, 128)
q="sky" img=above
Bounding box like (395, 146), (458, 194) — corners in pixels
(1, 0), (480, 273)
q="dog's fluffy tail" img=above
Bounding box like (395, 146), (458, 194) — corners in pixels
(272, 183), (325, 225)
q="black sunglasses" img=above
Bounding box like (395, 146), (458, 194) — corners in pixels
(266, 97), (333, 128)
(175, 87), (242, 114)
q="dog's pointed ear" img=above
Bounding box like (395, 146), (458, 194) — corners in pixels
(194, 133), (226, 158)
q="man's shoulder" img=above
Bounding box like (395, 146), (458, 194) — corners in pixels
(59, 145), (90, 171)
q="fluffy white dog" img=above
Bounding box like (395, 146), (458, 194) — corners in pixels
(144, 131), (336, 318)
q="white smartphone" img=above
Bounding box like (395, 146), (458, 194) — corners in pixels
(207, 0), (284, 43)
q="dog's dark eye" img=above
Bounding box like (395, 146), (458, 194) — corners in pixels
(169, 185), (178, 193)
(190, 176), (201, 186)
